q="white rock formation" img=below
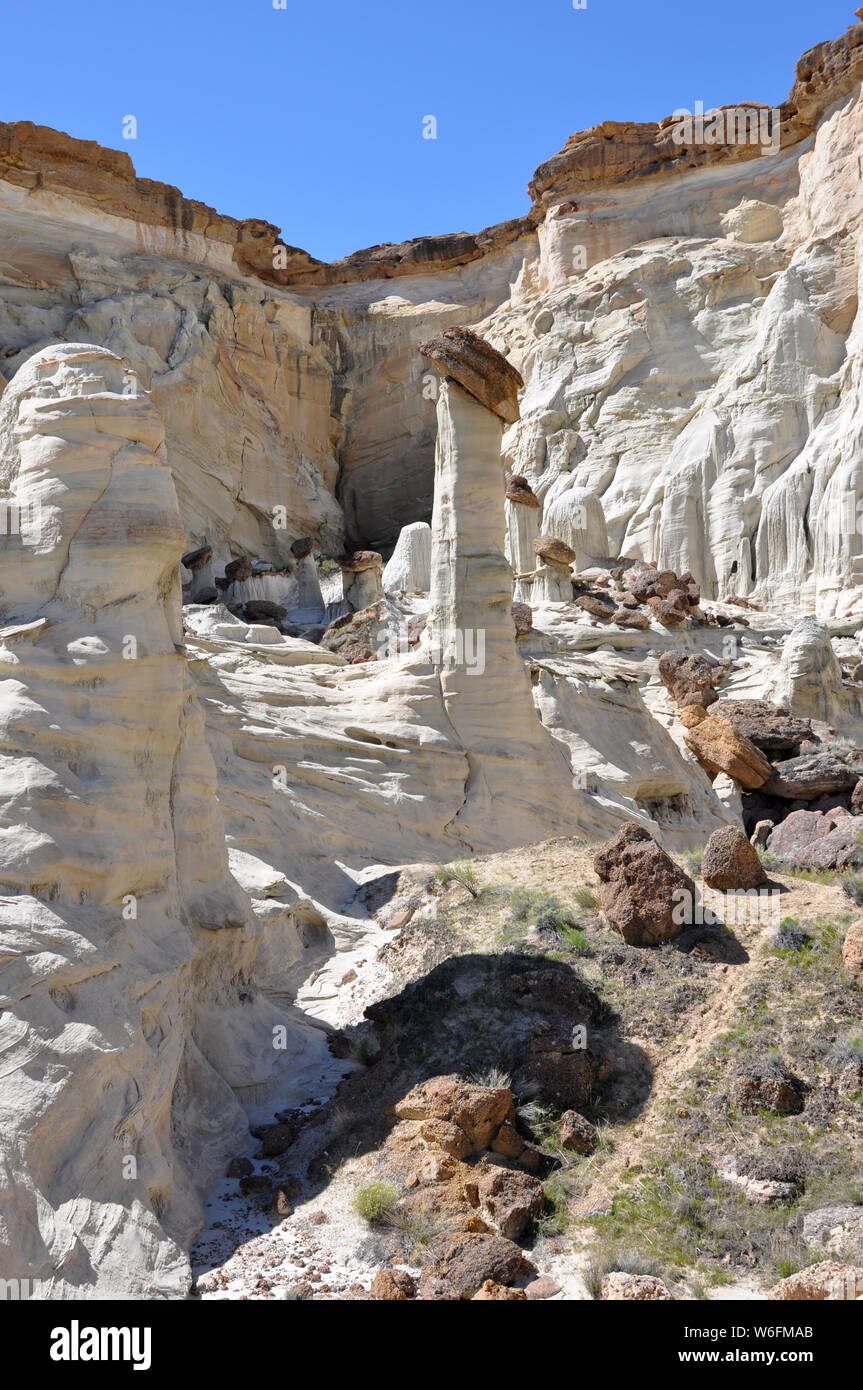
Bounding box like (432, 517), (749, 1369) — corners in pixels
(504, 477), (541, 601)
(543, 486), (609, 570)
(382, 521), (432, 593)
(287, 538), (326, 623)
(0, 346), (301, 1298)
(2, 19), (861, 1301)
(341, 551), (384, 610)
(421, 334), (621, 845)
(766, 615), (863, 729)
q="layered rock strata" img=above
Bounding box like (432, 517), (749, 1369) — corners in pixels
(0, 346), (297, 1298)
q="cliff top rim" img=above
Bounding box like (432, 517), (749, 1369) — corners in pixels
(1, 16), (860, 289)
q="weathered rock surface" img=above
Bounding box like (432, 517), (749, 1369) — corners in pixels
(701, 826), (768, 890)
(601, 1272), (672, 1301)
(0, 345), (290, 1299)
(682, 707), (773, 789)
(763, 753), (859, 800)
(559, 1111), (598, 1154)
(768, 1262), (863, 1301)
(418, 1231), (533, 1300)
(658, 651), (720, 709)
(712, 700), (811, 752)
(767, 809), (863, 871)
(593, 823), (695, 946)
(476, 1168), (544, 1240)
(418, 326), (524, 424)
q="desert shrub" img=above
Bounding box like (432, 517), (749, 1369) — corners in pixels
(842, 872), (863, 907)
(510, 888), (572, 928)
(508, 889), (594, 954)
(558, 924), (593, 955)
(584, 1245), (664, 1300)
(467, 1064), (512, 1090)
(353, 1181), (401, 1226)
(828, 1032), (863, 1070)
(572, 885), (599, 912)
(435, 857), (480, 897)
(767, 918), (809, 953)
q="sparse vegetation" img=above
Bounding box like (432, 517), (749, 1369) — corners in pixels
(468, 1064), (512, 1089)
(572, 884), (599, 912)
(584, 1245), (665, 1300)
(322, 841), (860, 1300)
(353, 1181), (401, 1226)
(435, 857), (481, 897)
(829, 1031), (863, 1070)
(682, 847), (703, 875)
(767, 917), (809, 953)
(842, 871), (863, 906)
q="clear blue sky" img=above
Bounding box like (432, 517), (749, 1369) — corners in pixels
(1, 0), (856, 261)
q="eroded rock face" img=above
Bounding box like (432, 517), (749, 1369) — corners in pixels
(3, 20), (863, 598)
(593, 822), (695, 947)
(0, 345), (292, 1299)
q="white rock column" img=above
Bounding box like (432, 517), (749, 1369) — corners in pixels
(289, 536), (325, 621)
(505, 475), (541, 603)
(420, 326), (595, 847)
(0, 343), (292, 1298)
(533, 535), (577, 602)
(382, 521), (432, 593)
(181, 543), (216, 603)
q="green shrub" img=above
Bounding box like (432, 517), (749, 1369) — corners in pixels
(353, 1181), (401, 1226)
(573, 885), (599, 912)
(683, 848), (703, 875)
(435, 858), (481, 897)
(842, 872), (863, 907)
(509, 888), (577, 934)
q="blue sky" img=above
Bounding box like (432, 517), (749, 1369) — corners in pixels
(1, 0), (856, 260)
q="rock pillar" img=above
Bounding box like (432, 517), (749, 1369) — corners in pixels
(419, 326), (592, 846)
